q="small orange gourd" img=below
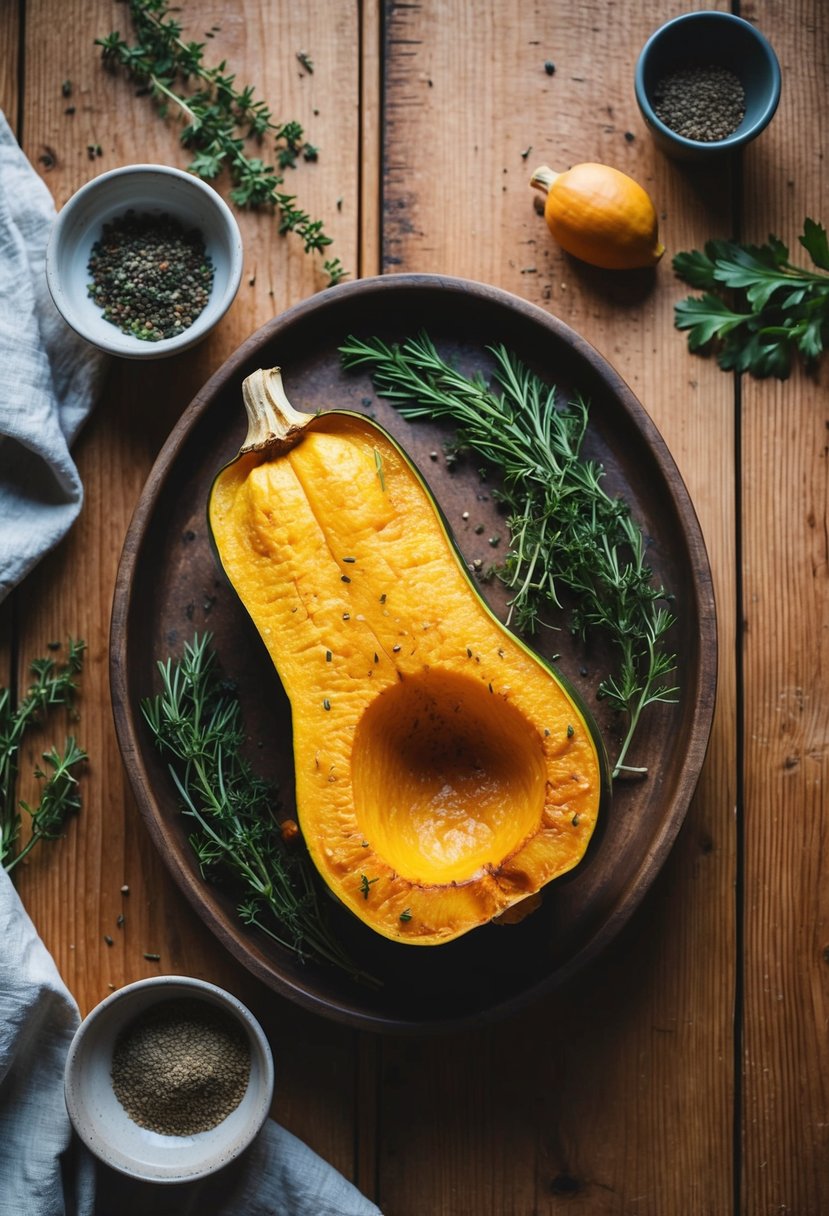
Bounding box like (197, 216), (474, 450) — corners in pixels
(531, 162), (665, 270)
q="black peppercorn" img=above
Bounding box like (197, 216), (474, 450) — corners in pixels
(652, 64), (746, 142)
(87, 210), (215, 341)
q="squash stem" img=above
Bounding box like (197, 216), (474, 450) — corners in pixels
(241, 366), (314, 454)
(529, 164), (560, 196)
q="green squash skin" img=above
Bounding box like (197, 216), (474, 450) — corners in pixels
(208, 402), (612, 850)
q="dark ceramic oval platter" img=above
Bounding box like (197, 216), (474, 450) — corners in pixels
(110, 274), (717, 1034)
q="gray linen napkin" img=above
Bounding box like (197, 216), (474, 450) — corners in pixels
(0, 866), (383, 1216)
(0, 110), (106, 602)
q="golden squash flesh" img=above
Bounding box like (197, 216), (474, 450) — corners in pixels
(208, 367), (608, 946)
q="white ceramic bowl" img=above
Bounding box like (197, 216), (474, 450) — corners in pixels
(64, 975), (274, 1183)
(46, 164), (243, 358)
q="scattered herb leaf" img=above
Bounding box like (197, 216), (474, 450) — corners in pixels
(373, 446), (386, 491)
(359, 873), (379, 899)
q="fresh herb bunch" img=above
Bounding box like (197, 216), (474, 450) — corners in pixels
(142, 633), (372, 981)
(673, 218), (829, 378)
(339, 333), (678, 777)
(97, 0), (346, 285)
(1, 640), (87, 874)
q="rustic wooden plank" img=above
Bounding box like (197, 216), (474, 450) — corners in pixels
(739, 2), (829, 1212)
(0, 1), (19, 126)
(11, 0), (367, 1185)
(360, 0), (382, 278)
(377, 2), (736, 1213)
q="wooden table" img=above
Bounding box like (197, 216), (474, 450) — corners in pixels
(2, 2), (827, 1212)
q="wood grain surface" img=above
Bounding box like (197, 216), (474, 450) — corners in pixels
(0, 2), (826, 1213)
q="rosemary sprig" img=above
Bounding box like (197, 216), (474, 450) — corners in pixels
(1, 640), (87, 873)
(141, 633), (373, 982)
(96, 0), (346, 285)
(339, 333), (678, 776)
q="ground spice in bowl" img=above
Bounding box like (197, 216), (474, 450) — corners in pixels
(87, 210), (215, 342)
(111, 997), (250, 1136)
(652, 64), (746, 142)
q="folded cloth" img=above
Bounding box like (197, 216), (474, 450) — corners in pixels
(0, 866), (382, 1216)
(0, 110), (106, 603)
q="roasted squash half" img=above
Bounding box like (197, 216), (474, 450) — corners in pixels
(208, 367), (609, 946)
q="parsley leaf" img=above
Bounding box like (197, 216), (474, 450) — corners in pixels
(674, 293), (750, 349)
(673, 219), (829, 378)
(800, 217), (829, 271)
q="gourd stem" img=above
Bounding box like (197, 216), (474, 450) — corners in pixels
(529, 164), (560, 195)
(241, 366), (313, 453)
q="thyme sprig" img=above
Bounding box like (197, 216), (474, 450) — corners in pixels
(97, 0), (346, 284)
(141, 633), (373, 982)
(1, 640), (87, 873)
(339, 333), (678, 776)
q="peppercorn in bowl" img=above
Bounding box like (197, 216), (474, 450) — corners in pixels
(64, 975), (274, 1182)
(46, 164), (243, 358)
(634, 11), (781, 161)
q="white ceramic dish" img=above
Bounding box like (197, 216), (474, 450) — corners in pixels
(64, 975), (274, 1183)
(46, 164), (243, 359)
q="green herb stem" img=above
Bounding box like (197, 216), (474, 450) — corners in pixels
(96, 0), (346, 284)
(6, 738), (88, 874)
(1, 640), (86, 873)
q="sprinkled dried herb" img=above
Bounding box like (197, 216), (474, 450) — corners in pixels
(359, 873), (378, 899)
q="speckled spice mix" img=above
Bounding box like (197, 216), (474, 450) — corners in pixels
(110, 997), (250, 1135)
(87, 210), (214, 341)
(653, 64), (746, 141)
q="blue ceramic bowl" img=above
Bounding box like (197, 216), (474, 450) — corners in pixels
(635, 11), (781, 161)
